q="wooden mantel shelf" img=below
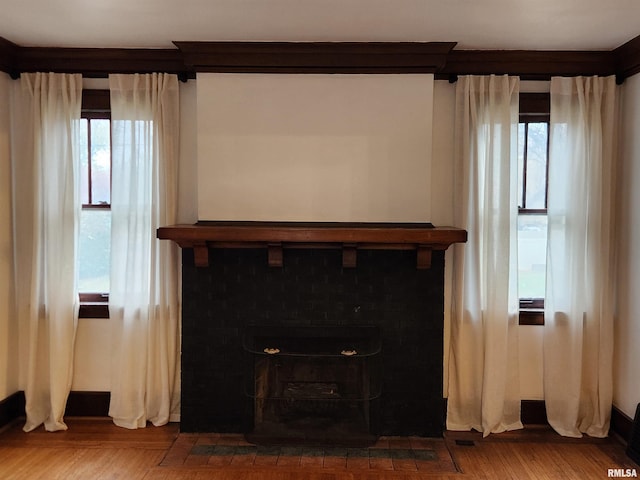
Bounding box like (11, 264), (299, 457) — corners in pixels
(157, 221), (467, 269)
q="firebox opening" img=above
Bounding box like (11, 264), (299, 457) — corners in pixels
(244, 325), (381, 446)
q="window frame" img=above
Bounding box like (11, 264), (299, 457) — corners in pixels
(78, 90), (111, 319)
(518, 93), (550, 326)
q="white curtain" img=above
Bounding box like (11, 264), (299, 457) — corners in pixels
(544, 76), (618, 438)
(447, 75), (522, 436)
(108, 73), (181, 429)
(11, 73), (82, 432)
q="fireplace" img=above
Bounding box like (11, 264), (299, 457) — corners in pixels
(158, 222), (466, 442)
(244, 325), (381, 445)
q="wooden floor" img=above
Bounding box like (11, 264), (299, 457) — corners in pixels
(0, 418), (637, 479)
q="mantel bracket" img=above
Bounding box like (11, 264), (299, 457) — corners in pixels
(193, 243), (209, 268)
(268, 243), (283, 267)
(342, 243), (358, 268)
(416, 245), (432, 269)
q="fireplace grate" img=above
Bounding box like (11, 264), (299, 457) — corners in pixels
(244, 325), (381, 446)
(281, 382), (342, 416)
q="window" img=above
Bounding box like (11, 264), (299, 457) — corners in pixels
(78, 91), (111, 318)
(518, 93), (549, 325)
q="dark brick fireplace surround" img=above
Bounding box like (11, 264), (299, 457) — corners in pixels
(158, 222), (466, 441)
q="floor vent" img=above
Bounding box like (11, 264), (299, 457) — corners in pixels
(627, 403), (640, 465)
(455, 439), (475, 447)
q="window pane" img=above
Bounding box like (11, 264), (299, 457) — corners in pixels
(524, 122), (548, 209)
(78, 209), (111, 293)
(79, 119), (89, 205)
(518, 214), (547, 299)
(90, 119), (111, 205)
(517, 123), (525, 209)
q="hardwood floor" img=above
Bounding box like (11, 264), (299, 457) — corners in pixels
(0, 418), (637, 479)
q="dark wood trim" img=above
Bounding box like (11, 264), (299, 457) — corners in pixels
(521, 400), (548, 425)
(519, 298), (545, 310)
(0, 37), (19, 78)
(267, 243), (284, 268)
(79, 303), (110, 319)
(3, 35), (640, 81)
(615, 35), (640, 81)
(10, 44), (191, 79)
(519, 310), (545, 326)
(78, 96), (111, 317)
(342, 243), (358, 268)
(82, 89), (110, 112)
(0, 391), (111, 425)
(1, 392), (627, 434)
(2, 391), (549, 426)
(4, 392), (623, 431)
(483, 400), (629, 429)
(441, 49), (616, 81)
(416, 245), (433, 269)
(175, 41), (456, 74)
(612, 405), (635, 445)
(65, 391), (111, 417)
(0, 391), (25, 429)
(157, 221), (467, 268)
(443, 398), (548, 426)
(517, 99), (549, 325)
(518, 209), (548, 216)
(520, 93), (550, 116)
(515, 400), (636, 436)
(160, 221), (466, 245)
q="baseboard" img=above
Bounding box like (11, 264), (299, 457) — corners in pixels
(3, 395), (545, 431)
(521, 400), (548, 425)
(0, 391), (25, 429)
(611, 405), (634, 445)
(443, 398), (548, 427)
(520, 402), (634, 442)
(0, 390), (110, 429)
(521, 401), (635, 441)
(65, 391), (111, 417)
(1, 393), (628, 437)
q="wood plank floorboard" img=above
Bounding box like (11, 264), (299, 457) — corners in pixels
(0, 418), (637, 479)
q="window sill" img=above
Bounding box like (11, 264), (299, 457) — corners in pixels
(519, 309), (544, 326)
(79, 302), (109, 319)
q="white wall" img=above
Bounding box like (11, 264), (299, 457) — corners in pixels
(71, 318), (111, 391)
(614, 72), (640, 419)
(432, 80), (456, 396)
(197, 73), (434, 222)
(177, 80), (199, 224)
(0, 73), (19, 400)
(518, 326), (544, 400)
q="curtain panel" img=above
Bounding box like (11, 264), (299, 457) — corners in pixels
(544, 76), (618, 438)
(108, 73), (181, 429)
(447, 75), (522, 437)
(11, 72), (82, 432)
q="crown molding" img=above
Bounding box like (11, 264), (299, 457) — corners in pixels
(0, 37), (19, 78)
(440, 49), (616, 81)
(12, 46), (189, 78)
(2, 36), (640, 81)
(615, 35), (640, 80)
(174, 41), (456, 73)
